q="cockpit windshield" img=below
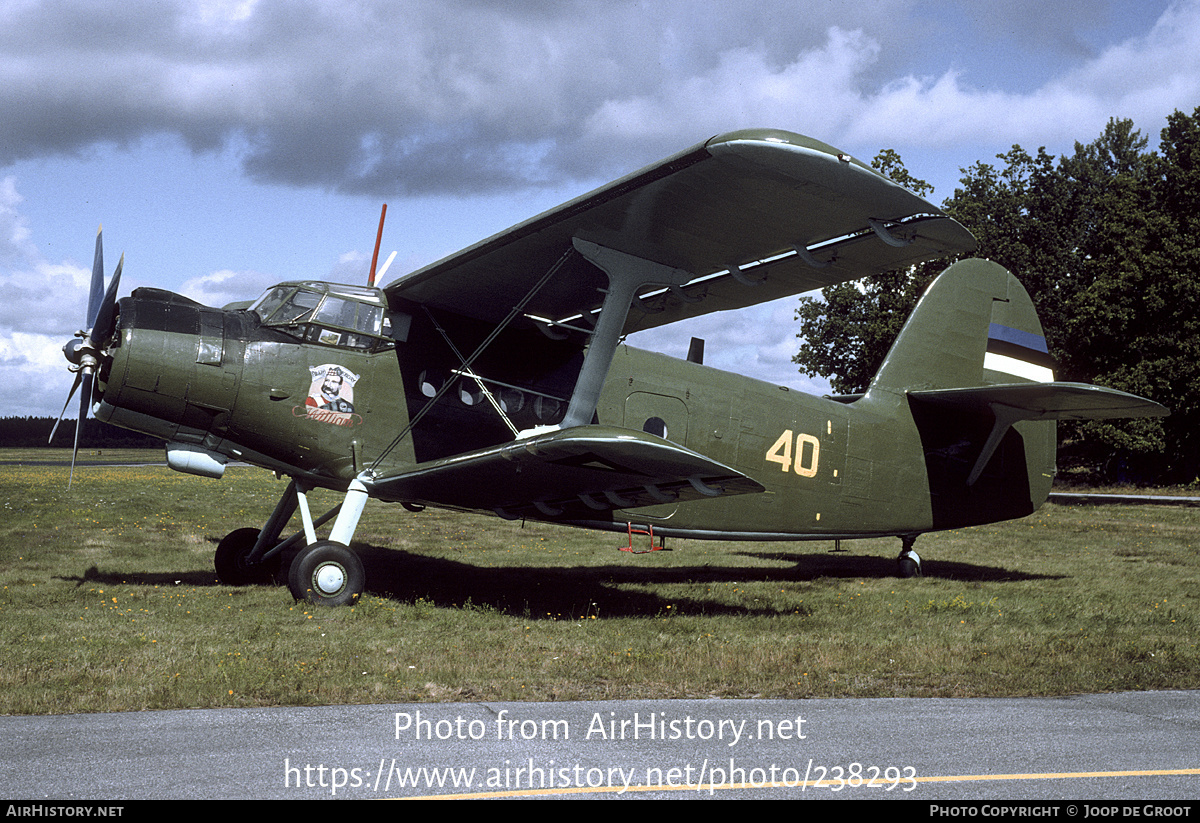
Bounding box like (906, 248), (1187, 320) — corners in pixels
(250, 282), (394, 351)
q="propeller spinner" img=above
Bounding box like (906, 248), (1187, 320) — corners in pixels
(51, 227), (123, 484)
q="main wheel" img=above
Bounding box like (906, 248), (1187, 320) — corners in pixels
(287, 541), (365, 607)
(215, 528), (279, 586)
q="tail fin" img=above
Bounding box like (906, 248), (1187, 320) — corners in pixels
(869, 258), (1166, 420)
(868, 257), (1054, 394)
(866, 258), (1167, 527)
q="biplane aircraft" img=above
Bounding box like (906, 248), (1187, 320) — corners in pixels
(56, 128), (1167, 606)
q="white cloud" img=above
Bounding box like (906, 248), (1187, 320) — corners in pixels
(627, 297), (831, 395)
(1, 0), (1195, 196)
(0, 178), (92, 335)
(579, 28), (878, 154)
(178, 267), (278, 308)
(0, 179), (94, 417)
(846, 0), (1200, 150)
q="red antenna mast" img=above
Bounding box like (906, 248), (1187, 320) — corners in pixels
(368, 203), (387, 286)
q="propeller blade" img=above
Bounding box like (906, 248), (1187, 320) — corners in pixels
(375, 250), (398, 283)
(86, 227), (105, 331)
(91, 253), (123, 344)
(58, 228), (122, 486)
(69, 372), (94, 488)
(49, 371), (84, 444)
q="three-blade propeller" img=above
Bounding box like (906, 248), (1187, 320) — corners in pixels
(50, 227), (123, 485)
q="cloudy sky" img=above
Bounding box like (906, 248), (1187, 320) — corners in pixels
(3, 0), (1198, 420)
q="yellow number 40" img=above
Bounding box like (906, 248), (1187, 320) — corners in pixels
(766, 430), (820, 477)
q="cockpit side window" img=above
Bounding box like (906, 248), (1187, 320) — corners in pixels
(251, 285), (393, 352)
(249, 286), (293, 322)
(277, 290), (322, 324)
(314, 297), (383, 336)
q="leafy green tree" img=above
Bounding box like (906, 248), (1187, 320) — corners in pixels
(792, 268), (931, 395)
(1152, 108), (1200, 478)
(1049, 119), (1168, 475)
(943, 145), (1072, 359)
(795, 145), (1071, 395)
(1072, 109), (1200, 481)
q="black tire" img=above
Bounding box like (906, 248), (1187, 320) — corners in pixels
(215, 528), (279, 586)
(287, 541), (365, 607)
(897, 554), (922, 578)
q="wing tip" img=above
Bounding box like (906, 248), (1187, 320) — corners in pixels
(706, 127), (881, 179)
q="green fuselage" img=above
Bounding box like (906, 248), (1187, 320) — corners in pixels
(97, 285), (1054, 543)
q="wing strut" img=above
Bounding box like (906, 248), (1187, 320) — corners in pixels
(966, 403), (1026, 486)
(562, 238), (695, 429)
(423, 305), (521, 437)
(369, 246), (577, 472)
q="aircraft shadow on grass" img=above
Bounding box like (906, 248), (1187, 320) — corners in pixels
(60, 541), (1060, 620)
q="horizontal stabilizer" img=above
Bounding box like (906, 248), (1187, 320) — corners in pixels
(910, 383), (1168, 486)
(365, 426), (764, 520)
(909, 382), (1169, 421)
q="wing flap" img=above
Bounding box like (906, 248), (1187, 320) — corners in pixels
(384, 128), (976, 335)
(365, 425), (765, 520)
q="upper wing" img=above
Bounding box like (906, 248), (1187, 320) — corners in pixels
(384, 128), (976, 335)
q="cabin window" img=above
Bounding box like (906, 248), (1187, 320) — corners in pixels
(643, 416), (668, 439)
(278, 290), (322, 324)
(314, 297), (383, 336)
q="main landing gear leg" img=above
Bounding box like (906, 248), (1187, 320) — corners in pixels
(286, 479), (368, 607)
(214, 478), (357, 604)
(897, 534), (923, 578)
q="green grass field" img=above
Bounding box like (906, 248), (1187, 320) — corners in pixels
(1, 456), (1197, 714)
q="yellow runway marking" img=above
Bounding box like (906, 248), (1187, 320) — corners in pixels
(398, 767), (1200, 799)
(913, 769), (1200, 783)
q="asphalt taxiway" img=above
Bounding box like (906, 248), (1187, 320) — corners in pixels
(2, 691), (1198, 800)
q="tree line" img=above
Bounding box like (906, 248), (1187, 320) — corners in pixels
(794, 106), (1200, 485)
(0, 417), (161, 449)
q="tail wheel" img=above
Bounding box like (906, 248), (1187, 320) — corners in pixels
(897, 549), (922, 578)
(288, 541), (365, 607)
